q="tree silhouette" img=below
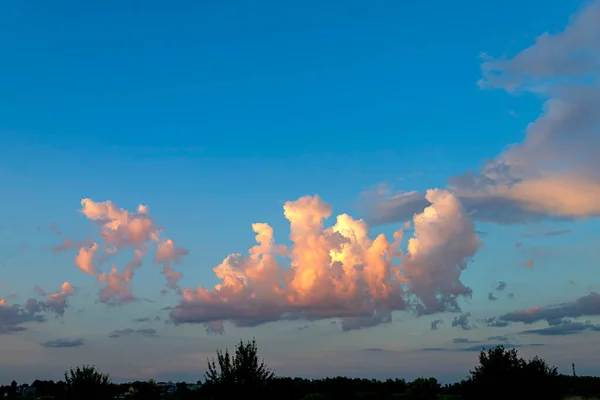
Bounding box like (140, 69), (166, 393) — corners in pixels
(465, 345), (562, 400)
(205, 338), (274, 399)
(64, 365), (112, 400)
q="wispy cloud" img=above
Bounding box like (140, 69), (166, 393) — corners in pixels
(108, 328), (157, 338)
(521, 321), (600, 336)
(520, 229), (571, 238)
(41, 338), (84, 348)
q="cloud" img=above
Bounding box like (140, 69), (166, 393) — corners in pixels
(520, 320), (600, 336)
(33, 285), (46, 296)
(452, 313), (474, 330)
(52, 238), (90, 253)
(54, 199), (189, 305)
(26, 282), (75, 316)
(496, 281), (507, 291)
(41, 338), (84, 348)
(453, 338), (480, 344)
(204, 320), (225, 335)
(479, 317), (510, 328)
(457, 343), (545, 352)
(422, 342), (543, 352)
(499, 293), (600, 324)
(520, 229), (571, 238)
(133, 317), (151, 323)
(154, 239), (188, 293)
(364, 0), (600, 226)
(108, 328), (157, 338)
(364, 347), (386, 352)
(0, 299), (46, 334)
(488, 292), (498, 301)
(488, 335), (509, 342)
(523, 260), (534, 269)
(430, 319), (443, 330)
(170, 190), (480, 330)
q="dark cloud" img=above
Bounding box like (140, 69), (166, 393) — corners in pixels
(0, 301), (46, 334)
(496, 281), (507, 292)
(488, 292), (498, 301)
(340, 312), (392, 332)
(108, 328), (157, 338)
(478, 317), (510, 328)
(363, 191), (430, 226)
(457, 343), (545, 352)
(499, 293), (600, 325)
(132, 317), (151, 323)
(41, 338), (84, 348)
(508, 293), (515, 299)
(452, 313), (474, 330)
(520, 320), (600, 336)
(422, 342), (543, 353)
(430, 319), (443, 330)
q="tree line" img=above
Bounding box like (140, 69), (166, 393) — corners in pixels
(2, 339), (600, 400)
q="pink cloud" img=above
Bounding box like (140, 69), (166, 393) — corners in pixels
(170, 189), (481, 330)
(53, 199), (187, 305)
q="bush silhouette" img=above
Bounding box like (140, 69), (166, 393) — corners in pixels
(204, 338), (275, 399)
(64, 365), (112, 400)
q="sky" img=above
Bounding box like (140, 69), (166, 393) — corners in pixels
(1, 0), (600, 384)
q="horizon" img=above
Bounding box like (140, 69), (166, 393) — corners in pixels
(1, 0), (600, 385)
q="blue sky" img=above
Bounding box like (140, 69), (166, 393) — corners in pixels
(1, 0), (599, 384)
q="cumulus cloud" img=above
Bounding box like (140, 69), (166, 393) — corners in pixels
(364, 0), (600, 226)
(54, 199), (189, 305)
(41, 338), (84, 348)
(170, 190), (480, 330)
(488, 292), (498, 301)
(496, 281), (507, 291)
